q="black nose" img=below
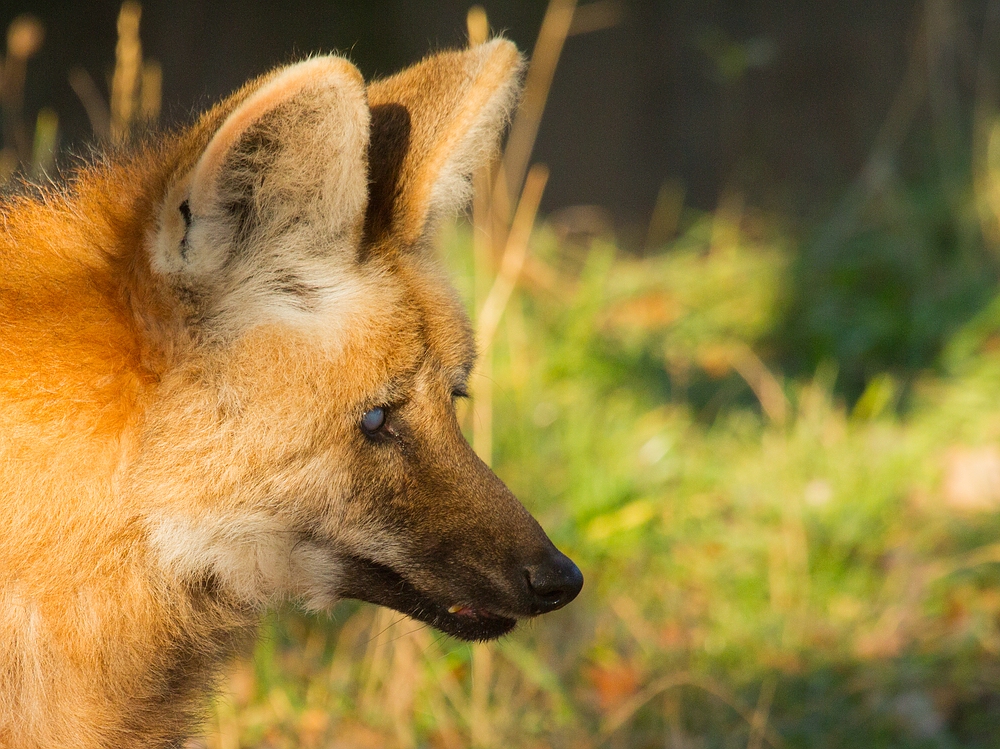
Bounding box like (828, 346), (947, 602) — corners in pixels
(525, 549), (584, 614)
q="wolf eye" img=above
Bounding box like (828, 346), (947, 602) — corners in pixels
(360, 407), (386, 435)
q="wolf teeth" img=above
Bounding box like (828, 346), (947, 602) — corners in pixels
(448, 605), (462, 614)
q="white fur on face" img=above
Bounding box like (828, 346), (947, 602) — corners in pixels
(147, 511), (342, 610)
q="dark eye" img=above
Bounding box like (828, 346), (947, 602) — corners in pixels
(360, 407), (386, 435)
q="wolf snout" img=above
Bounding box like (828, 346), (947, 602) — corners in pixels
(524, 549), (583, 614)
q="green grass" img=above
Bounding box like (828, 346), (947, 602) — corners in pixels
(194, 206), (1000, 748)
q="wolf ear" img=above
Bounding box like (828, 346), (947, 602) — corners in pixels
(152, 55), (369, 290)
(365, 39), (523, 249)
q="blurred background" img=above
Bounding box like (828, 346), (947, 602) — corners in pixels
(7, 0), (1000, 746)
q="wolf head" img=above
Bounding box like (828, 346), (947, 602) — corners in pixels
(135, 41), (581, 641)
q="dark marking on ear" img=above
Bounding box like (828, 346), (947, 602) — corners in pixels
(222, 192), (259, 250)
(175, 283), (203, 310)
(186, 571), (222, 599)
(273, 272), (320, 310)
(179, 199), (192, 227)
(178, 199), (192, 261)
(363, 103), (411, 256)
(218, 113), (285, 251)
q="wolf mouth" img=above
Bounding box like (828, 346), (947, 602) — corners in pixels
(337, 555), (518, 641)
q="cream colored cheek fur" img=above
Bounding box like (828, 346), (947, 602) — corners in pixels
(148, 511), (343, 610)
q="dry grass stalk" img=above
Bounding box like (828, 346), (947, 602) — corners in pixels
(731, 344), (787, 425)
(1, 14), (44, 173)
(597, 671), (786, 749)
(471, 154), (495, 465)
(213, 696), (239, 749)
(111, 1), (143, 141)
(68, 68), (111, 140)
(464, 6), (571, 744)
(568, 0), (623, 36)
(645, 178), (685, 250)
(466, 11), (499, 743)
(469, 642), (494, 747)
(496, 0), (577, 218)
(972, 1), (1000, 251)
(110, 1), (161, 141)
(71, 3), (161, 144)
(476, 163), (549, 353)
(30, 106), (57, 178)
(467, 5), (489, 47)
(747, 677), (778, 749)
(141, 60), (162, 122)
(469, 0), (575, 468)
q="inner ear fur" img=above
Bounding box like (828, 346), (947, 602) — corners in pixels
(365, 39), (523, 249)
(154, 56), (369, 278)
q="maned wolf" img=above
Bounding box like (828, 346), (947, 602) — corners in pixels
(0, 39), (582, 747)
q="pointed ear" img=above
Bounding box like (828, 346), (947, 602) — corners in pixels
(365, 39), (523, 248)
(151, 56), (369, 321)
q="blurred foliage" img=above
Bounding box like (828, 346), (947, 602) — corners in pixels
(779, 177), (999, 405)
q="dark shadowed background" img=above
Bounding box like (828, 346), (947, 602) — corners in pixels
(1, 0), (945, 238)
